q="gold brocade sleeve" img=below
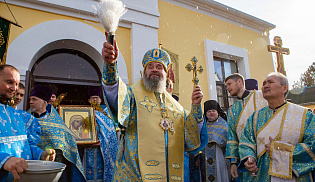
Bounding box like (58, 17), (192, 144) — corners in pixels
(292, 111), (315, 178)
(184, 104), (202, 151)
(102, 62), (118, 86)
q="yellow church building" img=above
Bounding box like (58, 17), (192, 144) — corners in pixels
(1, 0), (276, 110)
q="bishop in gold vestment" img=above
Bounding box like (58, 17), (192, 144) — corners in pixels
(102, 38), (203, 181)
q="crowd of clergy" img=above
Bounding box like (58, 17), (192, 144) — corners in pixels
(0, 34), (314, 182)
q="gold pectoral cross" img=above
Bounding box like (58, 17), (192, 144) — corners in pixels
(267, 36), (290, 76)
(185, 56), (203, 86)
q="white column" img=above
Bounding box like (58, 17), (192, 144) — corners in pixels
(131, 23), (158, 84)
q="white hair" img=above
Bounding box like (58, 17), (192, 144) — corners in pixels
(267, 72), (288, 86)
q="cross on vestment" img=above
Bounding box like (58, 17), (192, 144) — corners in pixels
(16, 145), (23, 156)
(4, 141), (14, 149)
(185, 56), (203, 86)
(0, 118), (7, 126)
(267, 36), (290, 76)
(258, 137), (265, 146)
(11, 127), (18, 135)
(238, 123), (246, 133)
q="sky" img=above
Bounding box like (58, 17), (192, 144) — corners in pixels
(214, 0), (315, 88)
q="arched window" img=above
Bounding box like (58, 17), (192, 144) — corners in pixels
(27, 48), (103, 108)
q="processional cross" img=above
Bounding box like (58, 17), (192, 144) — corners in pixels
(267, 36), (290, 76)
(185, 56), (203, 86)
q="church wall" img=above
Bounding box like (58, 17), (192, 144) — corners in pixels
(158, 0), (275, 108)
(0, 2), (131, 84)
(1, 0), (276, 110)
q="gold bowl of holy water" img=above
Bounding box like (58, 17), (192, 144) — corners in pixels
(18, 160), (66, 182)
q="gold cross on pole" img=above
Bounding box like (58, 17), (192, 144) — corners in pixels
(185, 56), (203, 86)
(267, 36), (290, 76)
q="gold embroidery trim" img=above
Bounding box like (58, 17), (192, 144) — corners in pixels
(208, 132), (227, 142)
(298, 109), (308, 143)
(254, 111), (259, 138)
(170, 175), (182, 181)
(145, 160), (160, 166)
(172, 163), (180, 169)
(275, 104), (289, 141)
(239, 142), (256, 151)
(268, 141), (294, 179)
(227, 141), (238, 144)
(301, 143), (315, 163)
(235, 92), (254, 130)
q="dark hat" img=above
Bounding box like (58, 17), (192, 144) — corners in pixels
(48, 84), (58, 95)
(245, 79), (258, 90)
(88, 87), (102, 98)
(204, 100), (222, 113)
(204, 100), (227, 121)
(31, 85), (53, 102)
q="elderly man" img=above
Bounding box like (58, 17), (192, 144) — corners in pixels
(102, 33), (203, 181)
(29, 85), (85, 182)
(78, 86), (118, 181)
(239, 72), (315, 181)
(0, 65), (54, 181)
(224, 73), (267, 181)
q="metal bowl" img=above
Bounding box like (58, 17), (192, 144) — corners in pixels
(19, 160), (66, 182)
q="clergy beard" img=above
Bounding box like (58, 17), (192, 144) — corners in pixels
(143, 71), (166, 93)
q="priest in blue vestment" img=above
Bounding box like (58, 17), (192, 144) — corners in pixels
(101, 33), (203, 181)
(29, 85), (86, 182)
(185, 100), (230, 182)
(225, 74), (268, 181)
(239, 72), (315, 181)
(78, 87), (118, 182)
(0, 65), (55, 181)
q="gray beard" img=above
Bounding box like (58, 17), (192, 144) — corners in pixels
(143, 72), (166, 93)
(30, 107), (37, 113)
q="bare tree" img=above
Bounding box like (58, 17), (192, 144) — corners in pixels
(292, 62), (315, 88)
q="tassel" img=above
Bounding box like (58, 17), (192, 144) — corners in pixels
(94, 0), (127, 34)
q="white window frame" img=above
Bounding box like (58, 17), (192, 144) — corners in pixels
(204, 39), (250, 100)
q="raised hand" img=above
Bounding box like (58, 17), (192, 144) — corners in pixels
(102, 32), (119, 64)
(191, 85), (203, 104)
